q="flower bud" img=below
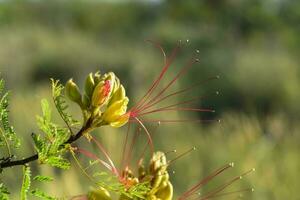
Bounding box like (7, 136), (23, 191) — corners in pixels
(155, 182), (173, 200)
(88, 187), (111, 200)
(65, 79), (82, 105)
(102, 97), (129, 127)
(91, 80), (112, 108)
(108, 85), (126, 106)
(82, 94), (91, 109)
(84, 73), (95, 98)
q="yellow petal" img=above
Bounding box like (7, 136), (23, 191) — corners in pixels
(102, 97), (129, 127)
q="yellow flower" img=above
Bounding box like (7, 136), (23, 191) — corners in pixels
(88, 187), (111, 200)
(102, 97), (129, 128)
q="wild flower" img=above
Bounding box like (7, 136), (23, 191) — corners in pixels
(66, 41), (219, 149)
(0, 41), (253, 200)
(65, 71), (130, 129)
(70, 125), (254, 200)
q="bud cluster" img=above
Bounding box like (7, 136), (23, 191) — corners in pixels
(65, 71), (130, 128)
(121, 151), (172, 200)
(86, 152), (172, 200)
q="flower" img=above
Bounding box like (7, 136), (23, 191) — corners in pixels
(65, 71), (130, 129)
(70, 128), (254, 200)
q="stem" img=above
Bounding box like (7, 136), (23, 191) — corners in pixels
(0, 118), (92, 169)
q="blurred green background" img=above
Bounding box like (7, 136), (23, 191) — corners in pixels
(1, 0), (300, 199)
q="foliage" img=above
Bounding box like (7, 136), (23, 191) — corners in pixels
(0, 183), (9, 200)
(0, 78), (20, 157)
(51, 79), (79, 131)
(30, 189), (56, 200)
(20, 165), (31, 200)
(33, 99), (71, 169)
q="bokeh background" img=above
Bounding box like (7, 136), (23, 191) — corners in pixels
(1, 0), (300, 199)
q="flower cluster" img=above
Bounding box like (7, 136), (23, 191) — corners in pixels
(65, 71), (130, 128)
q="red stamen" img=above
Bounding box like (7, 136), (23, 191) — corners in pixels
(130, 43), (181, 113)
(145, 39), (167, 65)
(135, 57), (199, 114)
(134, 117), (154, 154)
(136, 122), (161, 166)
(90, 136), (119, 176)
(120, 123), (131, 170)
(196, 169), (255, 200)
(193, 188), (254, 200)
(139, 77), (219, 112)
(179, 163), (234, 199)
(123, 127), (141, 169)
(137, 107), (215, 117)
(168, 147), (196, 166)
(129, 119), (220, 124)
(76, 148), (113, 173)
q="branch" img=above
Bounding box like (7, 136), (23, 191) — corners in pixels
(0, 118), (92, 169)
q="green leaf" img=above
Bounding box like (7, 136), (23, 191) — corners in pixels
(33, 175), (54, 182)
(30, 189), (56, 200)
(51, 79), (79, 129)
(34, 99), (71, 168)
(46, 156), (70, 170)
(0, 183), (10, 200)
(0, 78), (20, 156)
(41, 99), (51, 123)
(20, 166), (31, 200)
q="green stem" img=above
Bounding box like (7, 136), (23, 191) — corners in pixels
(0, 118), (92, 169)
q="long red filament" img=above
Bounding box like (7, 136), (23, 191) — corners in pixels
(129, 119), (219, 124)
(168, 147), (196, 166)
(179, 163), (233, 199)
(136, 122), (161, 166)
(90, 136), (119, 177)
(139, 76), (219, 112)
(123, 127), (141, 170)
(121, 123), (131, 171)
(76, 148), (113, 174)
(197, 169), (255, 200)
(137, 107), (215, 117)
(130, 44), (181, 113)
(145, 39), (167, 65)
(134, 117), (154, 154)
(135, 58), (198, 114)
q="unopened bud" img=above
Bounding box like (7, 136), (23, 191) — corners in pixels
(88, 187), (111, 200)
(91, 80), (112, 108)
(82, 94), (91, 109)
(109, 85), (126, 106)
(155, 182), (173, 200)
(94, 71), (102, 85)
(84, 73), (95, 98)
(65, 79), (82, 105)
